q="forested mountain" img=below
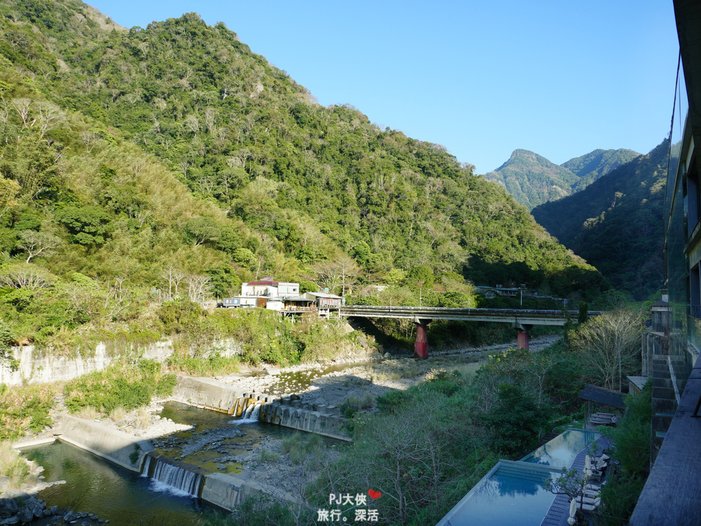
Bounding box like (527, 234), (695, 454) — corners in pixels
(532, 141), (668, 298)
(483, 148), (640, 209)
(483, 149), (579, 209)
(0, 0), (603, 348)
(563, 148), (640, 192)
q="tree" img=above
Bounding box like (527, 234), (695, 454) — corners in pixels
(56, 205), (111, 247)
(187, 274), (210, 303)
(314, 255), (359, 295)
(408, 265), (434, 305)
(0, 320), (16, 369)
(545, 467), (590, 524)
(183, 217), (220, 246)
(206, 265), (240, 299)
(232, 247), (257, 270)
(0, 176), (20, 220)
(545, 468), (588, 501)
(162, 266), (187, 300)
(17, 230), (61, 263)
(570, 309), (644, 390)
(481, 383), (548, 456)
(0, 263), (53, 290)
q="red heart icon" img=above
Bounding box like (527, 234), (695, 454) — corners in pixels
(368, 489), (382, 500)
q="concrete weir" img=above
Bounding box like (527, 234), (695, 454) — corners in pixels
(14, 375), (349, 511)
(22, 415), (300, 512)
(57, 415), (153, 473)
(172, 376), (352, 441)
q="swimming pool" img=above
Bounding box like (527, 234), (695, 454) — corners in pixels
(437, 460), (559, 526)
(521, 429), (600, 469)
(438, 429), (602, 525)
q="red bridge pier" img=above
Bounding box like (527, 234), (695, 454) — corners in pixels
(516, 324), (532, 350)
(414, 319), (431, 359)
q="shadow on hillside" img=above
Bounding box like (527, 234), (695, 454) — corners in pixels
(464, 257), (607, 301)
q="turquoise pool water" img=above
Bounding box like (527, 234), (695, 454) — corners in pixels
(438, 429), (602, 525)
(521, 429), (600, 469)
(437, 461), (558, 526)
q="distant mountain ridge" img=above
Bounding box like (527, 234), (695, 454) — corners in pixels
(532, 140), (668, 298)
(483, 148), (640, 209)
(563, 148), (640, 192)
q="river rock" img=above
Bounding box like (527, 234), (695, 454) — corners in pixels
(0, 499), (19, 515)
(25, 496), (45, 518)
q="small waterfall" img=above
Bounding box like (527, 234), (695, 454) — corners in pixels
(140, 454), (152, 478)
(232, 402), (260, 424)
(141, 454), (203, 498)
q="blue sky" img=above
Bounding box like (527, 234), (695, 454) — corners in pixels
(87, 1), (679, 173)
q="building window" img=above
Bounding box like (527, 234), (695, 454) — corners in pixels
(687, 159), (700, 238)
(691, 263), (701, 318)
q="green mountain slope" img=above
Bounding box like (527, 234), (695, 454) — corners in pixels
(483, 148), (641, 209)
(482, 149), (578, 209)
(0, 0), (604, 348)
(563, 148), (640, 191)
(532, 141), (668, 298)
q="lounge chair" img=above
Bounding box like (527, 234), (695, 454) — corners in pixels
(573, 497), (601, 512)
(581, 488), (600, 498)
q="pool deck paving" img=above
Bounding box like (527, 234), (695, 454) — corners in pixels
(540, 435), (612, 526)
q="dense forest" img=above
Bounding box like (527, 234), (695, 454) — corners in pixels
(484, 148), (639, 209)
(0, 0), (604, 350)
(532, 141), (668, 299)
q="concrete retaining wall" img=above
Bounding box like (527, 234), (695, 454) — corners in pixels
(171, 376), (272, 414)
(172, 376), (351, 441)
(0, 339), (242, 386)
(56, 415), (154, 473)
(259, 400), (350, 441)
(0, 344), (115, 386)
(201, 473), (299, 510)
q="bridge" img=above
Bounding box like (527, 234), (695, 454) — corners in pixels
(339, 305), (596, 358)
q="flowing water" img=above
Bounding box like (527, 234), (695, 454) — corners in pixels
(142, 455), (204, 497)
(24, 442), (222, 526)
(22, 403), (312, 525)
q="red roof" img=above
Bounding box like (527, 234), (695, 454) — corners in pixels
(246, 280), (278, 286)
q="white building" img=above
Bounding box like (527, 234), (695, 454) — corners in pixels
(240, 278), (299, 298)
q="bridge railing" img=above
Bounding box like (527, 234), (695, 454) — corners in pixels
(338, 305), (600, 325)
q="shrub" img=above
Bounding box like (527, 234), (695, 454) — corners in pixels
(0, 443), (44, 491)
(167, 354), (240, 376)
(339, 395), (374, 419)
(64, 359), (175, 414)
(281, 432), (323, 465)
(0, 384), (55, 440)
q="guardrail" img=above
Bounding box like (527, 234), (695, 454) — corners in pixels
(339, 305), (599, 326)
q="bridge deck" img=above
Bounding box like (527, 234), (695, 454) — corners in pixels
(339, 306), (596, 326)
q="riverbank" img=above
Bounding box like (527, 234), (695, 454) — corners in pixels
(211, 335), (561, 408)
(7, 334), (561, 521)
